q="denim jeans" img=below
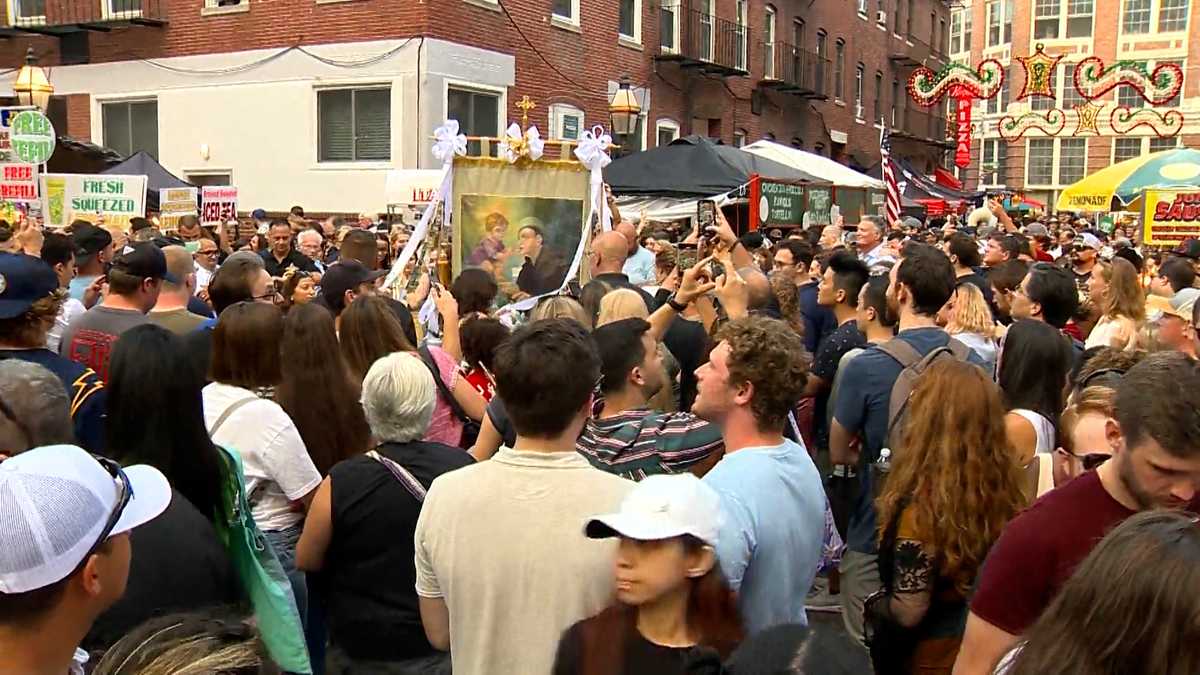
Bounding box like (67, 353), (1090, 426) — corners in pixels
(264, 524), (308, 628)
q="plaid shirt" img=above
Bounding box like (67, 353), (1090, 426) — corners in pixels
(576, 403), (724, 481)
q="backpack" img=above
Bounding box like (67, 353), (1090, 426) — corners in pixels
(870, 337), (972, 497)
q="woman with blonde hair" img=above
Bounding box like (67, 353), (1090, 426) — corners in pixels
(596, 288), (649, 327)
(530, 295), (592, 328)
(865, 359), (1026, 675)
(938, 282), (998, 375)
(91, 610), (276, 675)
(1084, 257), (1145, 350)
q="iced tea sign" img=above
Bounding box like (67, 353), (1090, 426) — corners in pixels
(9, 110), (55, 165)
(201, 186), (238, 225)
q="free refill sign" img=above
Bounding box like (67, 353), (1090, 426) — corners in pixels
(0, 164), (38, 202)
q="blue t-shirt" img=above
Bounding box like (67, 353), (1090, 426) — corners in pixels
(703, 438), (825, 633)
(798, 281), (837, 355)
(833, 327), (987, 554)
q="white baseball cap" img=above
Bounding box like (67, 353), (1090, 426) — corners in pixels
(585, 474), (724, 546)
(0, 445), (171, 594)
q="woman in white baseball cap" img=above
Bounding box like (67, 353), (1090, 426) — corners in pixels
(552, 474), (744, 675)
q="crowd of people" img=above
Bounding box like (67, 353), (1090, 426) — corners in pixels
(0, 194), (1199, 675)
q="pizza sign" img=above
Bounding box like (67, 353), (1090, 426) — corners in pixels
(955, 91), (972, 169)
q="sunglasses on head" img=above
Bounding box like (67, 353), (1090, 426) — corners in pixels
(85, 456), (133, 560)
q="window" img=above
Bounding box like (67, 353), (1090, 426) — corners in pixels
(858, 0), (868, 14)
(655, 119), (680, 147)
(1113, 137), (1142, 163)
(894, 0), (903, 34)
(981, 139), (1008, 185)
(855, 64), (865, 119)
(816, 31), (827, 94)
(834, 39), (845, 100)
(1027, 138), (1054, 185)
(892, 78), (904, 127)
(104, 0), (141, 19)
(986, 0), (1008, 46)
(700, 0), (715, 60)
(939, 18), (947, 53)
(1031, 67), (1058, 110)
(906, 0), (914, 36)
(987, 64), (1010, 114)
(102, 100), (158, 160)
(660, 2), (679, 52)
(1159, 0), (1189, 31)
(964, 6), (973, 49)
(950, 10), (963, 53)
(1150, 136), (1180, 152)
(794, 19), (805, 50)
(448, 86), (500, 156)
(549, 104), (585, 141)
(1123, 0), (1151, 33)
(552, 0), (577, 23)
(1117, 61), (1146, 109)
(874, 71), (884, 123)
(1034, 0), (1061, 39)
(930, 11), (937, 46)
(764, 7), (777, 79)
(12, 0), (46, 21)
(735, 0), (748, 70)
(1062, 64), (1085, 108)
(204, 0), (245, 6)
(791, 136), (803, 149)
(1157, 59), (1183, 107)
(734, 129), (748, 147)
(184, 171), (232, 187)
(1067, 0), (1092, 37)
(1058, 138), (1086, 184)
(619, 0), (642, 43)
(1004, 0), (1013, 41)
(317, 88), (390, 162)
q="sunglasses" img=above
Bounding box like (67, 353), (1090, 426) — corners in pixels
(85, 456), (133, 560)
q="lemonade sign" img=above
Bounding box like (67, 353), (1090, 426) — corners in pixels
(9, 110), (55, 165)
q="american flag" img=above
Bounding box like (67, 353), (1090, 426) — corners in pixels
(880, 126), (901, 226)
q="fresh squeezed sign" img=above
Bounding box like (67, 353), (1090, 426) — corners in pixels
(201, 186), (238, 225)
(1144, 190), (1200, 246)
(0, 164), (38, 202)
(40, 173), (148, 230)
(757, 181), (806, 227)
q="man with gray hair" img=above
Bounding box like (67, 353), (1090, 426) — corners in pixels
(0, 360), (75, 455)
(294, 351), (472, 672)
(296, 229), (327, 274)
(856, 215), (894, 266)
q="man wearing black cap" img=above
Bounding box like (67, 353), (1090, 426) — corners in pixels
(316, 260), (386, 324)
(61, 243), (176, 381)
(0, 251), (106, 452)
(67, 222), (113, 304)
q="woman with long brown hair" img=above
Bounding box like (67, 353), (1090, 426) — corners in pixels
(276, 303), (371, 476)
(1001, 510), (1200, 675)
(1084, 257), (1145, 350)
(865, 359), (1026, 675)
(553, 474), (743, 675)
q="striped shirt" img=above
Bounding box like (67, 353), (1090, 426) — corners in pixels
(576, 404), (724, 481)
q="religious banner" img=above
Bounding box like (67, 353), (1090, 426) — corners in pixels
(452, 157), (589, 304)
(0, 163), (38, 203)
(1143, 189), (1200, 246)
(159, 187), (199, 230)
(955, 90), (973, 168)
(40, 173), (147, 230)
(201, 186), (238, 225)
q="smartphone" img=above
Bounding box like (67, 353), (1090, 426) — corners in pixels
(697, 199), (717, 234)
(677, 242), (699, 271)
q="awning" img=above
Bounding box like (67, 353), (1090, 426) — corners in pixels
(741, 140), (885, 190)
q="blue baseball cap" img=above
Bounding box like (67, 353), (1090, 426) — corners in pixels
(252, 208), (268, 221)
(0, 252), (60, 319)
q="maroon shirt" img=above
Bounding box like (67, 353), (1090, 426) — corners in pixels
(971, 470), (1200, 634)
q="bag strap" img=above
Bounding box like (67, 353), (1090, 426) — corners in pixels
(417, 346), (471, 425)
(875, 338), (924, 369)
(367, 449), (427, 503)
(210, 396), (259, 436)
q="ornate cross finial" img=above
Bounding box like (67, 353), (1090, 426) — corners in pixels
(516, 96), (537, 128)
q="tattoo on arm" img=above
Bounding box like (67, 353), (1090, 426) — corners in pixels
(893, 539), (933, 594)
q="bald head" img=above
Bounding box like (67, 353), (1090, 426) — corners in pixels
(593, 231), (630, 273)
(616, 221), (638, 255)
(161, 245), (196, 293)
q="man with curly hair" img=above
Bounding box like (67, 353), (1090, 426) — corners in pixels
(693, 315), (826, 632)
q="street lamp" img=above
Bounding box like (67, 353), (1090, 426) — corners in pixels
(13, 48), (53, 112)
(608, 75), (641, 139)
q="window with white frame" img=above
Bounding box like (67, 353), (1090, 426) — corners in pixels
(1117, 61), (1147, 109)
(1123, 0), (1151, 33)
(1062, 64), (1086, 108)
(735, 0), (748, 70)
(939, 18), (947, 53)
(204, 0), (245, 7)
(1059, 138), (1086, 184)
(980, 139), (1007, 185)
(855, 64), (865, 119)
(619, 0), (641, 43)
(874, 71), (883, 123)
(986, 0), (1010, 46)
(895, 0), (904, 34)
(834, 39), (845, 100)
(448, 86), (500, 156)
(1027, 138), (1054, 185)
(1156, 59), (1184, 107)
(734, 129), (748, 147)
(950, 10), (963, 53)
(318, 87), (390, 162)
(858, 0), (867, 14)
(1066, 0), (1093, 37)
(987, 64), (1010, 114)
(656, 119), (680, 147)
(184, 171), (233, 187)
(104, 0), (142, 19)
(907, 0), (914, 36)
(1031, 67), (1058, 110)
(1034, 0), (1062, 39)
(700, 0), (715, 60)
(816, 31), (828, 95)
(764, 6), (777, 79)
(1159, 0), (1189, 31)
(552, 0), (578, 24)
(1150, 136), (1180, 152)
(103, 99), (158, 159)
(1113, 137), (1142, 163)
(549, 104), (585, 141)
(11, 0), (46, 21)
(660, 2), (679, 52)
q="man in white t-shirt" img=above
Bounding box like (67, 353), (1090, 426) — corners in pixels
(415, 319), (635, 675)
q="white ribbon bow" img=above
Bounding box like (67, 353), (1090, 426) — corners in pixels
(500, 123), (545, 163)
(574, 125), (613, 171)
(432, 120), (467, 166)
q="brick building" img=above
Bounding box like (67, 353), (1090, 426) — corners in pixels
(0, 0), (951, 212)
(950, 0), (1199, 208)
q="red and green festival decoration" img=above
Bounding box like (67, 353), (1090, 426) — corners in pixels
(1072, 101), (1102, 136)
(908, 60), (1004, 169)
(1074, 57), (1184, 104)
(1015, 44), (1063, 100)
(1110, 106), (1184, 138)
(998, 110), (1067, 141)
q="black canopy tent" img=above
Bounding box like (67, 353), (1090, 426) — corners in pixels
(604, 135), (828, 198)
(101, 151), (194, 212)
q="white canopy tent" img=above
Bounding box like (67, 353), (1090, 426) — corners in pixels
(741, 140), (884, 190)
(615, 193), (743, 224)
